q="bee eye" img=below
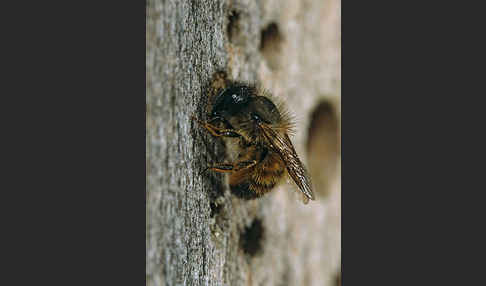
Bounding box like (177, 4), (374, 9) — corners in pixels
(251, 113), (262, 122)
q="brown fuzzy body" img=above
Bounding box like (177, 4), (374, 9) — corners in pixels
(229, 144), (286, 200)
(194, 71), (314, 202)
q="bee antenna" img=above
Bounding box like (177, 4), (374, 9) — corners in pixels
(199, 166), (211, 176)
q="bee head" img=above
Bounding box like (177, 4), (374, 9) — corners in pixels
(209, 83), (283, 142)
(210, 84), (252, 119)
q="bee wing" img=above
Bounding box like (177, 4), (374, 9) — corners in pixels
(259, 123), (315, 201)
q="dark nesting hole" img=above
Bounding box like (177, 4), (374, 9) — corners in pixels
(227, 10), (241, 44)
(209, 201), (222, 218)
(260, 22), (282, 50)
(240, 218), (264, 256)
(207, 173), (225, 216)
(306, 101), (340, 197)
(259, 22), (283, 70)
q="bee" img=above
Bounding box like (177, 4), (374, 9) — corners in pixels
(193, 72), (315, 203)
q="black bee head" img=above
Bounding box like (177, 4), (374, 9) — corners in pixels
(210, 84), (252, 119)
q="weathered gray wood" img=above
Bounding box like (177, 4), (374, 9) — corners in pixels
(147, 0), (341, 285)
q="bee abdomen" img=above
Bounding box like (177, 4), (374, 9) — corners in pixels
(230, 181), (259, 200)
(230, 180), (277, 200)
(229, 165), (285, 200)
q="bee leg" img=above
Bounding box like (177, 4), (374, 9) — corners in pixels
(192, 116), (221, 137)
(192, 116), (249, 140)
(206, 160), (257, 174)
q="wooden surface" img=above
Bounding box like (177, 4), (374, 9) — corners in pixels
(146, 0), (341, 285)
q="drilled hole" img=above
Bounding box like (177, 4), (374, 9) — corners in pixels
(209, 201), (222, 218)
(259, 22), (283, 70)
(240, 218), (264, 256)
(306, 101), (340, 198)
(227, 10), (241, 44)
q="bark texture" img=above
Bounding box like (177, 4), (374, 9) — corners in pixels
(146, 0), (341, 285)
